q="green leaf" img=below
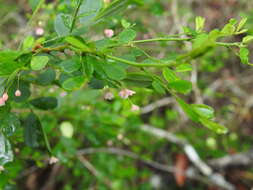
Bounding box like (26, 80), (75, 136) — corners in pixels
(121, 19), (131, 28)
(175, 64), (192, 72)
(237, 18), (247, 32)
(0, 51), (24, 76)
(168, 80), (192, 94)
(36, 69), (56, 85)
(239, 48), (249, 65)
(22, 36), (35, 50)
(55, 13), (71, 36)
(199, 117), (228, 134)
(96, 0), (130, 21)
(176, 97), (199, 122)
(23, 113), (41, 147)
(0, 133), (13, 165)
(195, 16), (205, 32)
(30, 97), (58, 110)
(89, 78), (104, 89)
(62, 76), (85, 90)
(162, 68), (179, 82)
(191, 104), (214, 119)
(221, 23), (235, 35)
(152, 80), (166, 95)
(28, 0), (40, 11)
(0, 113), (20, 136)
(103, 63), (126, 80)
(118, 29), (137, 43)
(123, 72), (153, 87)
(78, 0), (103, 26)
(60, 57), (81, 73)
(242, 35), (253, 44)
(65, 36), (92, 52)
(83, 56), (94, 78)
(31, 55), (49, 70)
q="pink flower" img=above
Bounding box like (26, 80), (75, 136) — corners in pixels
(49, 156), (59, 164)
(0, 98), (5, 107)
(35, 27), (44, 36)
(104, 29), (114, 38)
(15, 90), (21, 97)
(2, 93), (8, 101)
(119, 89), (136, 99)
(104, 92), (114, 100)
(131, 104), (140, 111)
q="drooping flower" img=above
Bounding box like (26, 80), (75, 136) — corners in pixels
(15, 90), (22, 97)
(104, 29), (114, 38)
(119, 89), (136, 99)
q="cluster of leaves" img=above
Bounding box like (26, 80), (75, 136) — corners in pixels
(0, 0), (253, 182)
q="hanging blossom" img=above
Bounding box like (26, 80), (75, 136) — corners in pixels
(104, 29), (114, 38)
(119, 89), (136, 99)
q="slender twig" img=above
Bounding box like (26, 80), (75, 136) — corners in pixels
(106, 54), (177, 67)
(70, 0), (84, 33)
(78, 155), (112, 188)
(131, 37), (191, 44)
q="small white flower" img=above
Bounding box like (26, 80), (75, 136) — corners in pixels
(104, 29), (114, 38)
(119, 89), (136, 99)
(49, 156), (59, 165)
(131, 104), (140, 111)
(104, 92), (114, 100)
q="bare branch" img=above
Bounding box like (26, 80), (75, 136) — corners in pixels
(140, 124), (235, 190)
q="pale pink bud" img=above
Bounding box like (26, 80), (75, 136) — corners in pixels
(104, 29), (114, 38)
(2, 93), (8, 101)
(104, 92), (114, 100)
(35, 27), (44, 36)
(0, 165), (4, 172)
(119, 89), (136, 99)
(15, 90), (21, 97)
(49, 156), (59, 164)
(131, 104), (140, 111)
(0, 98), (5, 107)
